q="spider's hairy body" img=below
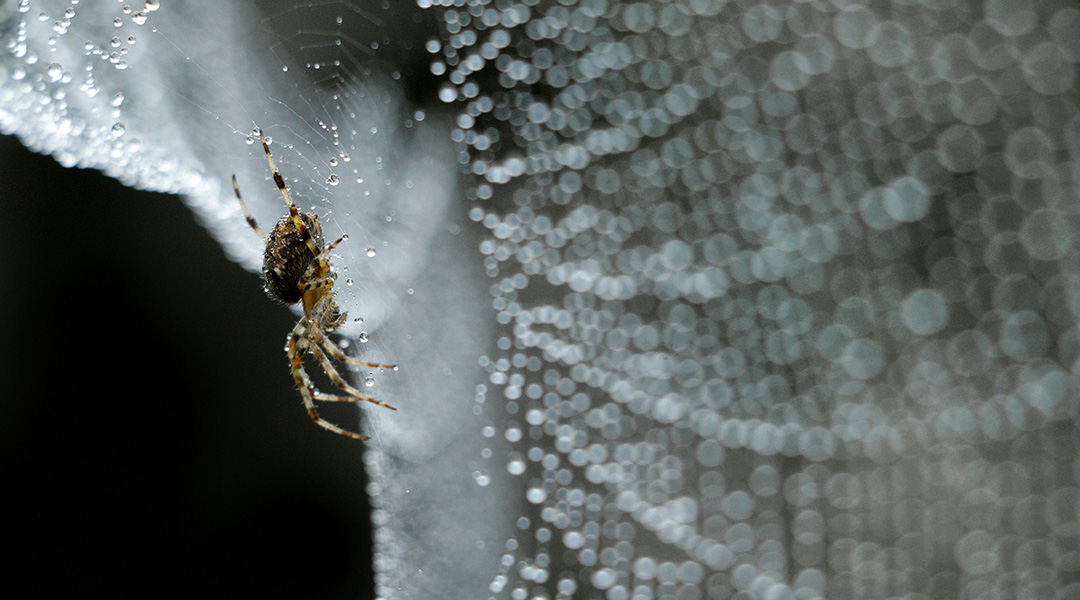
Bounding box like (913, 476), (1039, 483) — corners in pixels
(263, 211), (324, 305)
(231, 130), (397, 440)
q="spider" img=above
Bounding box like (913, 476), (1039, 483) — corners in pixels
(231, 130), (396, 440)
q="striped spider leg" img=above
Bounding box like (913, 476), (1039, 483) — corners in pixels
(230, 130), (398, 440)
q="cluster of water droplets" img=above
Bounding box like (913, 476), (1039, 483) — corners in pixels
(425, 0), (1079, 598)
(0, 0), (181, 187)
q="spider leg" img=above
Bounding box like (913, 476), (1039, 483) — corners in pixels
(231, 174), (267, 241)
(310, 326), (399, 370)
(299, 273), (336, 293)
(288, 321), (370, 440)
(309, 343), (397, 410)
(306, 330), (397, 407)
(259, 130), (322, 258)
(326, 306), (348, 330)
(298, 236), (345, 292)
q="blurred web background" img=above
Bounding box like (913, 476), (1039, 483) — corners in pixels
(3, 1), (1079, 599)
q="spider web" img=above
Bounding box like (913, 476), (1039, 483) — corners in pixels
(3, 1), (1080, 600)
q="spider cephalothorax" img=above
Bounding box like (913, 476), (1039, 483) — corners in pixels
(231, 130), (396, 440)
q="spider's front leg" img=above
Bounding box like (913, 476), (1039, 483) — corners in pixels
(298, 236), (346, 293)
(305, 296), (397, 370)
(308, 340), (397, 410)
(308, 323), (399, 371)
(287, 320), (371, 440)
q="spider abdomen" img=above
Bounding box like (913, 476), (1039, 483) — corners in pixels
(262, 212), (323, 304)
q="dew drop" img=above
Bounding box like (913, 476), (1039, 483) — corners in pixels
(132, 12), (147, 25)
(363, 374), (376, 387)
(111, 122), (126, 137)
(326, 174), (339, 186)
(365, 247), (377, 258)
(358, 332), (370, 343)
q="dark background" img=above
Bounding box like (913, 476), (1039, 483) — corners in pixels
(0, 134), (378, 599)
(0, 2), (446, 596)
